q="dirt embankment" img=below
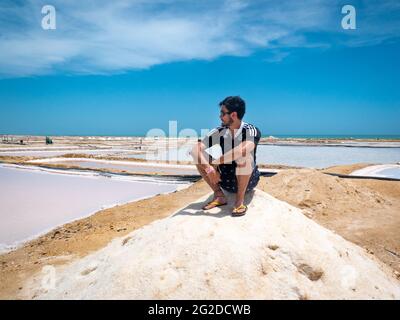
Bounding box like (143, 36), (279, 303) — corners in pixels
(258, 166), (400, 275)
(321, 163), (373, 175)
(0, 155), (197, 177)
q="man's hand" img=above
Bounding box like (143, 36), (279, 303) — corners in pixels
(205, 166), (221, 185)
(211, 141), (255, 165)
(211, 155), (224, 165)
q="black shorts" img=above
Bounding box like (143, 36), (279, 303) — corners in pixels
(218, 163), (260, 193)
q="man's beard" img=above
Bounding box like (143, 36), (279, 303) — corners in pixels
(221, 117), (233, 127)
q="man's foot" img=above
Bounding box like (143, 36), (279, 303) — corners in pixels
(231, 204), (247, 217)
(202, 195), (227, 210)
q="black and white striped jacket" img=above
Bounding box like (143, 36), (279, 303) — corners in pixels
(202, 122), (261, 163)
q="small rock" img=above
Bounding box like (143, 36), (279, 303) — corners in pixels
(81, 266), (97, 276)
(297, 263), (324, 281)
(51, 231), (60, 239)
(122, 237), (132, 246)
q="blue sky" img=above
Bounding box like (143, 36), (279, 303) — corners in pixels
(0, 0), (399, 136)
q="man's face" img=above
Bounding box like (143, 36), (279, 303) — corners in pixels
(220, 105), (234, 127)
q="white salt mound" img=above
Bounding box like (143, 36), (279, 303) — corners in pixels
(26, 190), (400, 299)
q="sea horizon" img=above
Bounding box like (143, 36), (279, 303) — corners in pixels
(2, 133), (400, 140)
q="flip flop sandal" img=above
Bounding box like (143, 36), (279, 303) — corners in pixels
(202, 197), (227, 210)
(231, 204), (248, 217)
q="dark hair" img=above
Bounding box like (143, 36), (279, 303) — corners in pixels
(219, 96), (246, 120)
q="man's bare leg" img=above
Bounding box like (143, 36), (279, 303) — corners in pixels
(235, 154), (253, 207)
(195, 164), (226, 202)
(191, 142), (226, 204)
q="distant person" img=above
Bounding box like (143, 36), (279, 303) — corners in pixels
(191, 96), (261, 216)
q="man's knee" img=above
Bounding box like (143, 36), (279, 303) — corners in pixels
(195, 163), (218, 174)
(191, 142), (206, 163)
(190, 142), (201, 157)
(236, 154), (254, 175)
(236, 153), (253, 167)
(236, 159), (247, 168)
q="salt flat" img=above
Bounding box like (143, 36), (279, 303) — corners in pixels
(0, 164), (183, 250)
(351, 164), (400, 179)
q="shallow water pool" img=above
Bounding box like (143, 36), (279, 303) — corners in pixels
(0, 165), (183, 250)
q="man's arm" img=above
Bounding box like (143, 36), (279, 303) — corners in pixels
(191, 141), (221, 185)
(192, 127), (222, 168)
(211, 140), (255, 165)
(191, 141), (211, 168)
(213, 125), (261, 165)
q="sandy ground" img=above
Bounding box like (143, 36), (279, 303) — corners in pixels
(0, 180), (210, 299)
(1, 162), (399, 299)
(320, 163), (373, 175)
(258, 164), (400, 274)
(23, 190), (400, 300)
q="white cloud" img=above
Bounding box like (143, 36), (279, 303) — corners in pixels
(0, 0), (399, 77)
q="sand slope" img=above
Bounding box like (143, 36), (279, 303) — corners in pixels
(24, 189), (400, 300)
(258, 169), (400, 273)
